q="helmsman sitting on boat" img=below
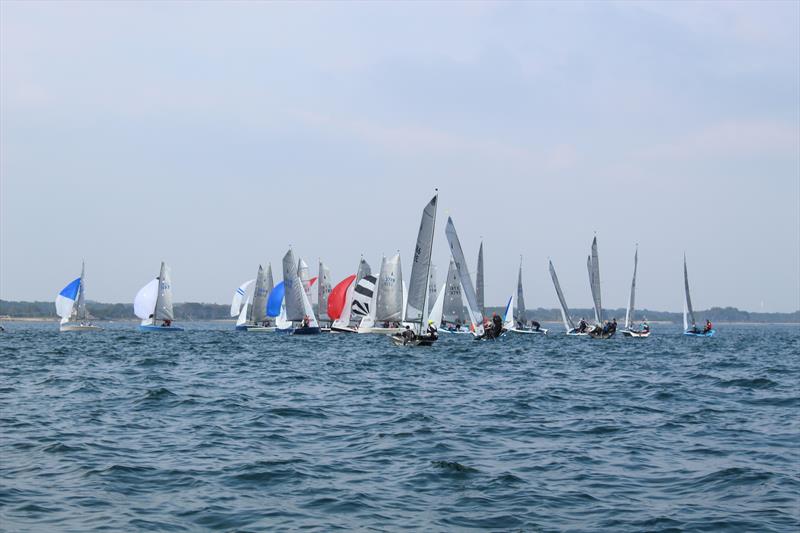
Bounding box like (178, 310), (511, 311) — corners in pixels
(704, 319), (713, 334)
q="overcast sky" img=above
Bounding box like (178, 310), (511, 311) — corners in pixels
(2, 1), (798, 312)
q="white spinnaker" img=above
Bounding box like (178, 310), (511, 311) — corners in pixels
(444, 217), (483, 335)
(282, 250), (305, 321)
(549, 260), (576, 332)
(428, 284), (446, 328)
(376, 253), (403, 322)
(230, 279), (256, 317)
(276, 303), (292, 330)
(442, 259), (466, 324)
(298, 277), (319, 328)
(236, 294), (251, 327)
(134, 278), (159, 321)
(156, 262), (175, 321)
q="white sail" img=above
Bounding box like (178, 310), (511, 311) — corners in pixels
(251, 265), (269, 324)
(55, 277), (80, 322)
(298, 276), (319, 327)
(684, 254), (696, 328)
(236, 294), (251, 327)
(282, 250), (305, 322)
(549, 260), (576, 332)
(444, 216), (483, 335)
(318, 260), (332, 321)
(276, 302), (292, 330)
(476, 241), (485, 315)
(351, 274), (377, 318)
(683, 297), (688, 331)
(442, 259), (466, 324)
(625, 247), (638, 329)
(428, 283), (446, 327)
(515, 258), (527, 324)
(230, 279), (256, 317)
(587, 237), (602, 325)
(503, 292), (515, 330)
(427, 264), (438, 316)
(298, 258), (312, 303)
(375, 253), (404, 322)
(404, 195), (437, 326)
(76, 261), (87, 320)
(134, 278), (159, 321)
(155, 262), (175, 321)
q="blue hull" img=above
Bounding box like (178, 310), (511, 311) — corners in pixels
(292, 327), (321, 335)
(684, 329), (715, 337)
(139, 325), (184, 332)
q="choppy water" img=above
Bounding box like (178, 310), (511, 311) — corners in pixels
(1, 322), (798, 532)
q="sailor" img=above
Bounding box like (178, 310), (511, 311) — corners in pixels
(704, 319), (713, 333)
(301, 315), (310, 328)
(402, 325), (415, 344)
(427, 320), (438, 339)
(691, 321), (700, 334)
(578, 318), (588, 333)
(162, 319), (172, 327)
(531, 320), (541, 331)
(492, 313), (503, 337)
(609, 318), (617, 334)
(641, 319), (650, 332)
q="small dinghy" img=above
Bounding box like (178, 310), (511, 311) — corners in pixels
(682, 255), (715, 337)
(621, 246), (651, 338)
(135, 262), (184, 331)
(232, 264), (277, 332)
(585, 236), (616, 339)
(444, 216), (490, 340)
(508, 258), (548, 335)
(56, 261), (102, 332)
(549, 260), (588, 336)
(282, 249), (321, 335)
(330, 258), (372, 333)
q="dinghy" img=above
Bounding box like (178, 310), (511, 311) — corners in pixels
(231, 264), (275, 331)
(328, 274), (356, 331)
(444, 217), (488, 340)
(230, 278), (255, 329)
(56, 261), (102, 331)
(439, 259), (471, 334)
(549, 260), (588, 336)
(622, 247), (651, 338)
(509, 258), (547, 335)
(331, 258), (372, 333)
(392, 194), (439, 346)
(683, 255), (715, 337)
(135, 262), (183, 331)
(586, 237), (616, 339)
(360, 253), (404, 334)
(266, 281), (293, 333)
(282, 249), (321, 335)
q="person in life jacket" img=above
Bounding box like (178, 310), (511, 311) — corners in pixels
(704, 319), (713, 333)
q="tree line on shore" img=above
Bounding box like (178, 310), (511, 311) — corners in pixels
(1, 300), (797, 323)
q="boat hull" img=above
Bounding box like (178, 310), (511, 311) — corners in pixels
(510, 327), (548, 335)
(622, 329), (651, 338)
(684, 329), (715, 337)
(246, 326), (276, 333)
(330, 325), (358, 334)
(60, 324), (102, 332)
(292, 326), (321, 335)
(358, 326), (403, 335)
(391, 333), (437, 346)
(139, 324), (184, 332)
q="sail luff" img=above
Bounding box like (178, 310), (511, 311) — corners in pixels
(549, 260), (576, 331)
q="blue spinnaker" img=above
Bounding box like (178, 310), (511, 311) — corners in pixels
(267, 281), (285, 317)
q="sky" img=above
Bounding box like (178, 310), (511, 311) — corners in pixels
(1, 0), (798, 312)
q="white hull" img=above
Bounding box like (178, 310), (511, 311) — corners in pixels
(622, 329), (651, 338)
(60, 324), (102, 332)
(566, 330), (589, 336)
(246, 326), (276, 333)
(357, 326), (403, 335)
(330, 325), (358, 334)
(510, 327), (548, 335)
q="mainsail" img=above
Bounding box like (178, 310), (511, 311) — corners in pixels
(476, 241), (485, 315)
(625, 247), (638, 329)
(250, 264), (270, 324)
(549, 260), (576, 332)
(298, 258), (312, 303)
(587, 237), (602, 325)
(75, 261), (87, 320)
(155, 262), (175, 322)
(444, 216), (483, 335)
(515, 258), (527, 324)
(375, 253), (403, 322)
(442, 259), (465, 324)
(404, 194), (438, 327)
(282, 250), (305, 321)
(318, 261), (332, 321)
(684, 254), (696, 328)
(427, 263), (438, 316)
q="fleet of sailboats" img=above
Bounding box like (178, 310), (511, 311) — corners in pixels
(45, 194), (716, 338)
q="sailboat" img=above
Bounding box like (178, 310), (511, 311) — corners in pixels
(548, 260), (587, 336)
(330, 258), (373, 334)
(282, 249), (320, 335)
(444, 217), (488, 339)
(586, 236), (616, 339)
(328, 274), (356, 329)
(392, 194), (439, 346)
(266, 280), (293, 332)
(622, 247), (650, 337)
(683, 255), (715, 337)
(439, 258), (470, 334)
(359, 253), (404, 334)
(134, 262), (183, 331)
(317, 260), (332, 332)
(231, 278), (255, 328)
(508, 258), (547, 335)
(231, 264), (275, 331)
(56, 262), (102, 331)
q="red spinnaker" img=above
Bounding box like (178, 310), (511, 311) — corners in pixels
(327, 274), (356, 320)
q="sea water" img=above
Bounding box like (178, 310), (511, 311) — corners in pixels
(1, 322), (798, 531)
